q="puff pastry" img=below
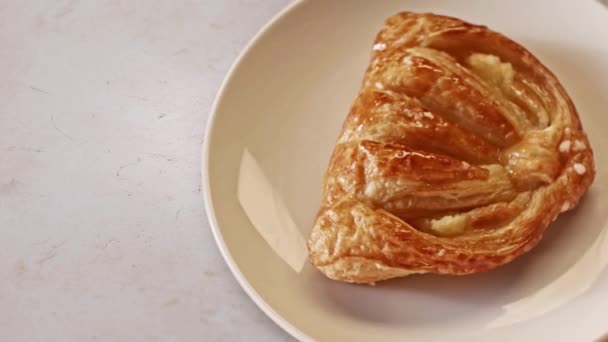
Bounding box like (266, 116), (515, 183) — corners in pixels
(308, 12), (595, 284)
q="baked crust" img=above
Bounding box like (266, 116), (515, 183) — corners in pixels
(307, 12), (595, 284)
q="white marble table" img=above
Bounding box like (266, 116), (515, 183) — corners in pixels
(1, 1), (293, 340)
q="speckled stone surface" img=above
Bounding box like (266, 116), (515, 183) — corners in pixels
(0, 1), (293, 341)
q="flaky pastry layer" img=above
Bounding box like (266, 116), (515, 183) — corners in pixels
(308, 12), (595, 284)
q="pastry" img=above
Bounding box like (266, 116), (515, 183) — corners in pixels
(308, 12), (595, 284)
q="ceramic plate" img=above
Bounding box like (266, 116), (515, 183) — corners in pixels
(203, 0), (608, 340)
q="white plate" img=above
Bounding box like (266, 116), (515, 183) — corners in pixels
(203, 1), (608, 340)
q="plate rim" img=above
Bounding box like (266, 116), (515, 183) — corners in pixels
(202, 0), (311, 340)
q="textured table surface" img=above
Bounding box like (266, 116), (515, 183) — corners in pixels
(1, 1), (293, 341)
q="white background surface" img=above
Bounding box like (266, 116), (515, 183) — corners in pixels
(1, 1), (292, 341)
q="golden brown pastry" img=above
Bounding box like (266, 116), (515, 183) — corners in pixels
(308, 12), (595, 284)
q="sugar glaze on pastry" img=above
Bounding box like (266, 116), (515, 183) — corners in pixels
(307, 12), (595, 284)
